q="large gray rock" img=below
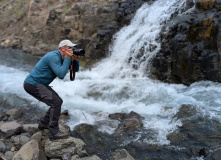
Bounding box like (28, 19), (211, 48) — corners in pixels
(45, 137), (86, 158)
(12, 140), (41, 160)
(0, 121), (21, 133)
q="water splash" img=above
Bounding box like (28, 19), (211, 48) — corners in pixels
(1, 0), (221, 147)
(90, 0), (186, 79)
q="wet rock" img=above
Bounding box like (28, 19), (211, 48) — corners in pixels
(109, 111), (144, 132)
(173, 104), (198, 120)
(45, 137), (86, 158)
(190, 147), (206, 157)
(167, 132), (188, 144)
(212, 149), (221, 160)
(120, 119), (141, 130)
(109, 111), (144, 122)
(109, 113), (127, 121)
(186, 0), (194, 9)
(111, 149), (135, 160)
(74, 155), (101, 160)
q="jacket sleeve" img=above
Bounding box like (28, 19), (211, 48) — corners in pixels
(48, 56), (71, 79)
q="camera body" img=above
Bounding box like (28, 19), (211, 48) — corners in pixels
(70, 46), (85, 57)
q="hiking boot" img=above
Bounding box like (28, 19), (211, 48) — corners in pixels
(49, 130), (70, 140)
(38, 123), (49, 130)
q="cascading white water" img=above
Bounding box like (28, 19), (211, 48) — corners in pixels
(1, 0), (221, 146)
(90, 0), (186, 79)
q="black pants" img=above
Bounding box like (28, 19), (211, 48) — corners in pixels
(23, 81), (63, 134)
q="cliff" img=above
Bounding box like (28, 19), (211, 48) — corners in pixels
(1, 0), (221, 85)
(151, 0), (221, 85)
(0, 0), (148, 65)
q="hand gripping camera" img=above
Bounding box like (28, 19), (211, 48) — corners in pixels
(70, 46), (85, 57)
(69, 46), (85, 81)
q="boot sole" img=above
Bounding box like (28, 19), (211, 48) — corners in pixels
(49, 134), (69, 140)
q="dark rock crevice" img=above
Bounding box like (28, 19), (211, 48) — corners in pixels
(150, 0), (221, 85)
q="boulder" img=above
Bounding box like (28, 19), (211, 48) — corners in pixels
(0, 121), (21, 133)
(45, 137), (86, 158)
(12, 140), (47, 160)
(0, 121), (22, 138)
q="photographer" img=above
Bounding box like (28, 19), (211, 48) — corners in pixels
(23, 40), (80, 140)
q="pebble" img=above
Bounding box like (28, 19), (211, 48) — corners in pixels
(4, 151), (14, 160)
(19, 136), (31, 145)
(0, 141), (6, 153)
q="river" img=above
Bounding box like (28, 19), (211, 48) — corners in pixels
(1, 0), (221, 159)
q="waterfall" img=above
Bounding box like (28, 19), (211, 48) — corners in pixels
(1, 0), (221, 147)
(89, 0), (186, 79)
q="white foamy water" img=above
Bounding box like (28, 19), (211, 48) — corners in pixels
(1, 0), (221, 146)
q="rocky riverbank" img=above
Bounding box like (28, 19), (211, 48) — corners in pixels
(1, 104), (221, 159)
(0, 106), (137, 160)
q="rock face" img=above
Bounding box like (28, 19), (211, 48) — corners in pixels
(0, 0), (149, 60)
(1, 0), (221, 85)
(150, 0), (221, 85)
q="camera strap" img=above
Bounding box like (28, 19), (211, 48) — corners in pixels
(69, 60), (76, 81)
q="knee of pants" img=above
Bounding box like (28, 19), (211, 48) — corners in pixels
(52, 96), (63, 107)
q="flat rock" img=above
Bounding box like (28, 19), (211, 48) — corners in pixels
(0, 121), (21, 133)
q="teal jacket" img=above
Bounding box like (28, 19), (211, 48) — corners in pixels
(25, 50), (79, 85)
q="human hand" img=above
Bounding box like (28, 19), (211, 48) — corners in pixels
(64, 48), (73, 59)
(73, 54), (80, 61)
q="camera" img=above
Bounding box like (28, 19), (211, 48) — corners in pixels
(69, 46), (85, 57)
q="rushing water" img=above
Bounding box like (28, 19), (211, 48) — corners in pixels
(1, 0), (221, 155)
